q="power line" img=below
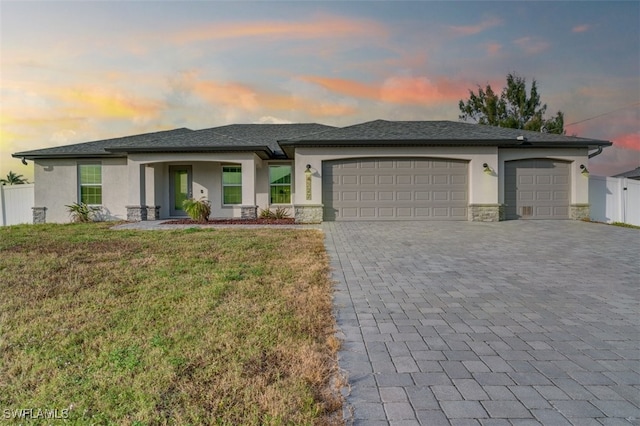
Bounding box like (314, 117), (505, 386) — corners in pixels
(564, 102), (640, 127)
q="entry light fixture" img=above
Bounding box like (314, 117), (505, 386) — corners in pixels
(483, 163), (493, 175)
(304, 164), (312, 177)
(580, 164), (589, 177)
(21, 157), (28, 165)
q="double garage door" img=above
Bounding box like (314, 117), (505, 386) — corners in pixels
(322, 158), (468, 221)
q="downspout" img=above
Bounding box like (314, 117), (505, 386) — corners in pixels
(588, 146), (603, 159)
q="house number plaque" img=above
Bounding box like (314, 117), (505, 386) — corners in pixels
(305, 172), (312, 200)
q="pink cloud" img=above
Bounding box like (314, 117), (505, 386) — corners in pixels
(612, 133), (640, 151)
(572, 24), (590, 33)
(514, 37), (550, 54)
(448, 17), (502, 36)
(170, 15), (387, 44)
(301, 75), (468, 105)
(485, 43), (502, 56)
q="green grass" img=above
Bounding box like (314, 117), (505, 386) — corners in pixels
(0, 223), (342, 425)
(611, 221), (640, 229)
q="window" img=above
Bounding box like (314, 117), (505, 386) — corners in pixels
(222, 165), (242, 205)
(78, 163), (102, 205)
(270, 165), (291, 204)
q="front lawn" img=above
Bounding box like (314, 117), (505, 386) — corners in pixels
(0, 223), (342, 425)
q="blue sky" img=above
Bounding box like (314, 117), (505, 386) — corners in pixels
(1, 1), (638, 180)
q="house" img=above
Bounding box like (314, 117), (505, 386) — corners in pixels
(612, 166), (640, 181)
(13, 119), (611, 224)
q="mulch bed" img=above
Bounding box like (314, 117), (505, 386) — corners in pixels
(161, 218), (296, 225)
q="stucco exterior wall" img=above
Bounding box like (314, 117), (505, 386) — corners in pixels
(33, 157), (127, 223)
(293, 146), (500, 206)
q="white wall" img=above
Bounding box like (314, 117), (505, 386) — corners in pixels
(590, 176), (640, 226)
(34, 158), (128, 223)
(0, 184), (34, 226)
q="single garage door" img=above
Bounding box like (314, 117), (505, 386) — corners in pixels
(322, 158), (468, 221)
(505, 159), (570, 220)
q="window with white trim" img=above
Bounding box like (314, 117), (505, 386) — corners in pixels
(78, 163), (102, 205)
(269, 165), (291, 204)
(222, 165), (242, 205)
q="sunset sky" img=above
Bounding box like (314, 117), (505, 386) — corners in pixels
(1, 1), (638, 181)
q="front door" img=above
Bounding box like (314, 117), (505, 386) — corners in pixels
(169, 166), (192, 216)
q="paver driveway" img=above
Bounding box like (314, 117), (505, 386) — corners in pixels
(323, 221), (640, 425)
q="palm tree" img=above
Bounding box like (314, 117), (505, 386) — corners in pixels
(0, 171), (28, 185)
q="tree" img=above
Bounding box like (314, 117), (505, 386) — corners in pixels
(459, 73), (565, 134)
(0, 171), (28, 185)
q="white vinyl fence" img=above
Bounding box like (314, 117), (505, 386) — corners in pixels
(0, 184), (34, 226)
(589, 176), (640, 226)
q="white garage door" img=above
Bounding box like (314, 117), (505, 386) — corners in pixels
(504, 159), (571, 219)
(322, 158), (468, 221)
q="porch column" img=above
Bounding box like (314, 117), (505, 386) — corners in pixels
(240, 157), (257, 219)
(126, 160), (147, 221)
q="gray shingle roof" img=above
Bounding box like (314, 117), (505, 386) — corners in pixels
(15, 123), (335, 160)
(280, 119), (611, 144)
(106, 123), (335, 158)
(14, 120), (611, 161)
(13, 128), (193, 159)
(612, 166), (640, 179)
(278, 120), (611, 158)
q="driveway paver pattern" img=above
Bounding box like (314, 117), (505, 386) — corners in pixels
(323, 221), (639, 425)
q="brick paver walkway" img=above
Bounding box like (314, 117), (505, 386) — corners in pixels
(324, 221), (640, 425)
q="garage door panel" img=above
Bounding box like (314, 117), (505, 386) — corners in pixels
(451, 207), (468, 218)
(361, 175), (375, 185)
(342, 191), (358, 201)
(433, 175), (449, 185)
(451, 191), (467, 201)
(451, 175), (467, 185)
(379, 175), (394, 185)
(536, 175), (551, 185)
(505, 159), (570, 220)
(361, 191), (376, 201)
(323, 158), (468, 221)
(397, 191), (412, 201)
(342, 175), (358, 185)
(536, 191), (552, 201)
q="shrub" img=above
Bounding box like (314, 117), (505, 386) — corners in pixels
(259, 207), (291, 219)
(182, 198), (211, 222)
(66, 202), (100, 223)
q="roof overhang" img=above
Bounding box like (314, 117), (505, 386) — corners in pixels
(277, 139), (612, 158)
(104, 145), (274, 160)
(12, 152), (124, 161)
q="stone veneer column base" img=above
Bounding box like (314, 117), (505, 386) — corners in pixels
(294, 205), (324, 224)
(146, 205), (161, 220)
(32, 207), (47, 224)
(570, 204), (590, 221)
(240, 205), (258, 220)
(126, 205), (148, 222)
(468, 204), (504, 222)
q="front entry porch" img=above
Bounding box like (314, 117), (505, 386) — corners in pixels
(125, 153), (261, 221)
